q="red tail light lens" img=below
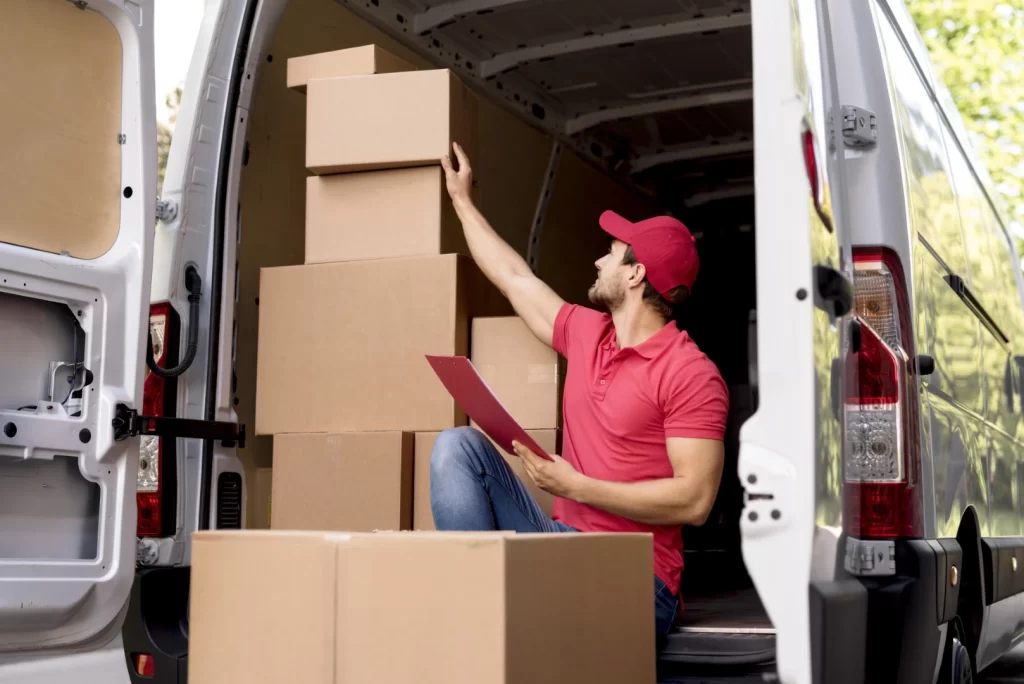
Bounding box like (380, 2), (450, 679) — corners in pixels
(844, 249), (922, 539)
(137, 303), (178, 538)
(802, 127), (820, 203)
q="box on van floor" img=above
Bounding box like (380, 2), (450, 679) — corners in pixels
(305, 167), (467, 264)
(414, 429), (560, 530)
(272, 432), (413, 531)
(470, 316), (564, 429)
(287, 44), (416, 93)
(188, 531), (655, 684)
(255, 254), (510, 435)
(306, 69), (478, 174)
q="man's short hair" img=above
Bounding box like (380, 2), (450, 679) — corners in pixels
(622, 245), (689, 318)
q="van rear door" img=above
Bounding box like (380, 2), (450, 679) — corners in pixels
(0, 0), (155, 679)
(741, 1), (854, 683)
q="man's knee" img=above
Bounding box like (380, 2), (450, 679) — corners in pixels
(430, 426), (487, 476)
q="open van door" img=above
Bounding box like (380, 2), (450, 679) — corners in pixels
(741, 1), (855, 683)
(0, 0), (155, 680)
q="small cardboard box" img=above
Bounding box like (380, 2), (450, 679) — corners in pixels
(271, 433), (413, 532)
(471, 317), (563, 429)
(188, 530), (655, 684)
(413, 429), (560, 530)
(249, 467), (273, 529)
(287, 45), (416, 93)
(255, 255), (509, 435)
(304, 167), (467, 264)
(306, 69), (477, 174)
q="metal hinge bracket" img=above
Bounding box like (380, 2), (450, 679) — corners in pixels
(844, 537), (896, 576)
(841, 105), (877, 149)
(156, 198), (178, 223)
(113, 404), (246, 448)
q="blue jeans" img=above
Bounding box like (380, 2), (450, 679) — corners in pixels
(430, 426), (679, 637)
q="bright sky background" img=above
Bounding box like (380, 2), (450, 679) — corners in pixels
(154, 0), (205, 128)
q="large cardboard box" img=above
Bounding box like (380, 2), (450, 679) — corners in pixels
(255, 255), (509, 435)
(306, 69), (477, 174)
(413, 429), (560, 530)
(305, 167), (466, 264)
(249, 467), (273, 529)
(189, 530), (655, 684)
(271, 433), (413, 531)
(287, 45), (415, 93)
(471, 317), (563, 429)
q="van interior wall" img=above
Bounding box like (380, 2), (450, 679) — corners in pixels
(236, 0), (659, 523)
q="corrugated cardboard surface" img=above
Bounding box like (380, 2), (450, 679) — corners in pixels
(272, 433), (413, 531)
(255, 254), (507, 435)
(250, 467), (274, 529)
(305, 166), (467, 264)
(504, 534), (656, 683)
(306, 69), (478, 174)
(1, 0), (121, 259)
(471, 317), (563, 429)
(413, 429), (560, 530)
(189, 531), (345, 684)
(287, 44), (415, 92)
(189, 531), (654, 684)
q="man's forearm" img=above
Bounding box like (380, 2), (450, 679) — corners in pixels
(570, 475), (711, 527)
(452, 197), (531, 295)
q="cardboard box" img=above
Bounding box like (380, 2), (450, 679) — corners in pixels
(271, 433), (413, 531)
(413, 429), (560, 530)
(306, 69), (477, 174)
(305, 167), (466, 264)
(189, 530), (655, 684)
(287, 45), (416, 93)
(255, 255), (509, 435)
(249, 467), (273, 529)
(471, 317), (563, 429)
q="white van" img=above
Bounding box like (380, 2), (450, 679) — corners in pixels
(2, 0), (1022, 682)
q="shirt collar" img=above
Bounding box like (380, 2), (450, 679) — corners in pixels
(602, 321), (680, 359)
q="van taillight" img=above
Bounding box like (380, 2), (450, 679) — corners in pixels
(843, 249), (922, 539)
(138, 303), (178, 537)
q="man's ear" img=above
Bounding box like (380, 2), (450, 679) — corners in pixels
(628, 262), (647, 289)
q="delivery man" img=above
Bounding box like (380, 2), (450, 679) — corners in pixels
(432, 142), (729, 638)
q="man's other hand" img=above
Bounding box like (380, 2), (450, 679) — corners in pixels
(441, 142), (473, 205)
(514, 441), (585, 499)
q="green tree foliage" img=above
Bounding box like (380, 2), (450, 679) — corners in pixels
(157, 86), (183, 196)
(907, 0), (1024, 245)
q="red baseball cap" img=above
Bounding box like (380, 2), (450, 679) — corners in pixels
(598, 210), (699, 297)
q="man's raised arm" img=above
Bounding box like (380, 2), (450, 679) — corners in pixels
(442, 143), (565, 347)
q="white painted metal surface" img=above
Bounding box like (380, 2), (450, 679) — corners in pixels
(0, 0), (155, 670)
(480, 11), (752, 78)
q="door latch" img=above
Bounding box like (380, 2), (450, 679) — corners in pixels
(113, 404), (246, 448)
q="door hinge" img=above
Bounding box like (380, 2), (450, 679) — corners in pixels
(841, 105), (877, 149)
(113, 404), (246, 448)
(844, 537), (896, 576)
(155, 198), (178, 223)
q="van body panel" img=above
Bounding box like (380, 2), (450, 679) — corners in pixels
(741, 1), (851, 682)
(0, 0), (155, 671)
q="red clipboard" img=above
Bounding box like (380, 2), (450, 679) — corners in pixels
(425, 355), (553, 460)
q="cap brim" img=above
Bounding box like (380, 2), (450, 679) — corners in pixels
(598, 210), (637, 243)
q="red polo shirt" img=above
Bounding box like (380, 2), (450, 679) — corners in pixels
(551, 304), (729, 595)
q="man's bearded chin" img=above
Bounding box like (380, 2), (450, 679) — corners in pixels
(588, 279), (624, 313)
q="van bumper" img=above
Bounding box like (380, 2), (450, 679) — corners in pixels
(811, 539), (961, 684)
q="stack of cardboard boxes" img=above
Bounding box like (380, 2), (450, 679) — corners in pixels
(254, 45), (498, 532)
(189, 45), (656, 683)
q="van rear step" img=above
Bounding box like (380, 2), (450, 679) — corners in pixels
(659, 630), (776, 666)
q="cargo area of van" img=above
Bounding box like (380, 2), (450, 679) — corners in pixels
(233, 0), (768, 672)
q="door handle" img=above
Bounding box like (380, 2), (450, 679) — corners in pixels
(814, 264), (854, 318)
